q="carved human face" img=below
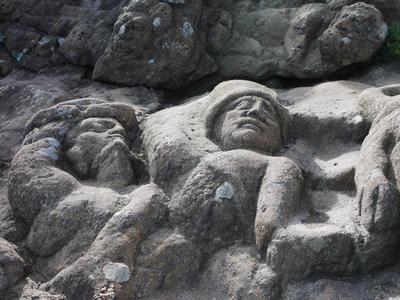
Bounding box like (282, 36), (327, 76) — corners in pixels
(66, 117), (134, 187)
(215, 96), (282, 153)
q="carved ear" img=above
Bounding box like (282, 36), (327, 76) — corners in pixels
(275, 102), (290, 144)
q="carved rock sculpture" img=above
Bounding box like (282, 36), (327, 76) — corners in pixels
(4, 80), (400, 299)
(7, 99), (177, 299)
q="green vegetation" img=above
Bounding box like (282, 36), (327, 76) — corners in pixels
(380, 23), (400, 60)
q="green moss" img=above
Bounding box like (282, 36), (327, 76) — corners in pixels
(380, 23), (400, 60)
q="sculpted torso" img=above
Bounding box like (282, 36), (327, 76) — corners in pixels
(145, 80), (303, 254)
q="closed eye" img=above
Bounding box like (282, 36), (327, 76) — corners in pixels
(80, 119), (118, 133)
(236, 101), (252, 109)
(87, 123), (107, 133)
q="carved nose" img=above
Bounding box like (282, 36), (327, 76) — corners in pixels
(108, 125), (126, 137)
(246, 102), (263, 117)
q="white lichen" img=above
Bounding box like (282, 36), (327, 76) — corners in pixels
(56, 106), (75, 119)
(153, 17), (161, 28)
(58, 38), (65, 47)
(118, 24), (126, 36)
(103, 263), (130, 283)
(215, 182), (234, 203)
(38, 139), (60, 161)
(182, 20), (194, 38)
(38, 37), (50, 46)
(352, 115), (363, 124)
(342, 37), (351, 45)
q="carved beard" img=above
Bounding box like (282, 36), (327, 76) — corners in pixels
(93, 140), (135, 189)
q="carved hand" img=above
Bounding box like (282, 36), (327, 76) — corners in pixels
(357, 175), (400, 232)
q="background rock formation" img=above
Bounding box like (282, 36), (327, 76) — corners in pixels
(0, 0), (398, 88)
(205, 1), (387, 79)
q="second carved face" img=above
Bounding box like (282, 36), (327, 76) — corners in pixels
(66, 117), (135, 187)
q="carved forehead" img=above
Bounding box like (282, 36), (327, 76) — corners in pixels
(223, 95), (278, 114)
(78, 118), (122, 130)
(24, 99), (138, 145)
(209, 80), (279, 103)
(26, 99), (137, 134)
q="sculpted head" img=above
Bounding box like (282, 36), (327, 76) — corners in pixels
(204, 80), (289, 153)
(25, 99), (139, 188)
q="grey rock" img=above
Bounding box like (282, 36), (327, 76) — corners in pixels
(354, 98), (400, 233)
(359, 84), (400, 123)
(134, 229), (200, 297)
(327, 0), (400, 22)
(283, 262), (400, 300)
(0, 0), (395, 88)
(0, 68), (162, 163)
(267, 223), (355, 280)
(201, 247), (279, 300)
(0, 46), (14, 77)
(0, 69), (84, 163)
(0, 168), (23, 242)
(281, 80), (371, 144)
(161, 0), (185, 4)
(58, 9), (117, 67)
(0, 239), (24, 294)
(93, 0), (216, 89)
(319, 3), (388, 71)
(6, 278), (66, 300)
(205, 2), (387, 80)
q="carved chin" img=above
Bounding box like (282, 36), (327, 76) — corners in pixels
(222, 130), (280, 153)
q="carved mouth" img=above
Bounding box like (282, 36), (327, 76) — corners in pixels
(235, 117), (267, 132)
(241, 123), (261, 131)
(109, 133), (126, 141)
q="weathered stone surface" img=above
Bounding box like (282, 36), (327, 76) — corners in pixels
(0, 168), (24, 242)
(6, 278), (67, 300)
(0, 238), (24, 294)
(4, 70), (400, 300)
(201, 247), (279, 299)
(0, 68), (86, 163)
(1, 0), (216, 89)
(327, 0), (400, 22)
(93, 0), (216, 89)
(281, 80), (371, 143)
(205, 2), (387, 80)
(0, 68), (162, 163)
(283, 262), (400, 300)
(0, 0), (395, 87)
(355, 94), (400, 233)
